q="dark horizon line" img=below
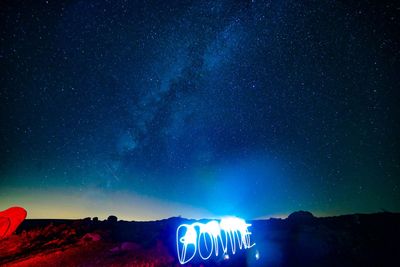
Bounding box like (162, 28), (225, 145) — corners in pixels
(21, 210), (399, 222)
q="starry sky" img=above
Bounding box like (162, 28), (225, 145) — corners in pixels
(0, 0), (399, 220)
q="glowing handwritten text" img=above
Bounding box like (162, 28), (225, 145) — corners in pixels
(176, 217), (255, 264)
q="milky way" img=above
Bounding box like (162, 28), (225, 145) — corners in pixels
(0, 0), (399, 219)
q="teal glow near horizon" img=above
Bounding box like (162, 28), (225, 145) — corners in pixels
(1, 1), (399, 220)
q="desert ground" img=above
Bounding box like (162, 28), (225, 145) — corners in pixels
(1, 211), (399, 266)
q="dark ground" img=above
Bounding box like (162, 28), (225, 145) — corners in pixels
(0, 211), (399, 266)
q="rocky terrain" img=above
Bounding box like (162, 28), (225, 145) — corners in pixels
(0, 211), (399, 266)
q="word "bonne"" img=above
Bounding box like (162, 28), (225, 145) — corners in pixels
(176, 217), (255, 264)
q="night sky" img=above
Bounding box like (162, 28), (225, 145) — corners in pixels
(1, 0), (399, 220)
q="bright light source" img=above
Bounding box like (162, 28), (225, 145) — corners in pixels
(255, 249), (260, 260)
(176, 217), (255, 264)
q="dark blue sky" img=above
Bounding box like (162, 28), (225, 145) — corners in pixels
(0, 0), (399, 220)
